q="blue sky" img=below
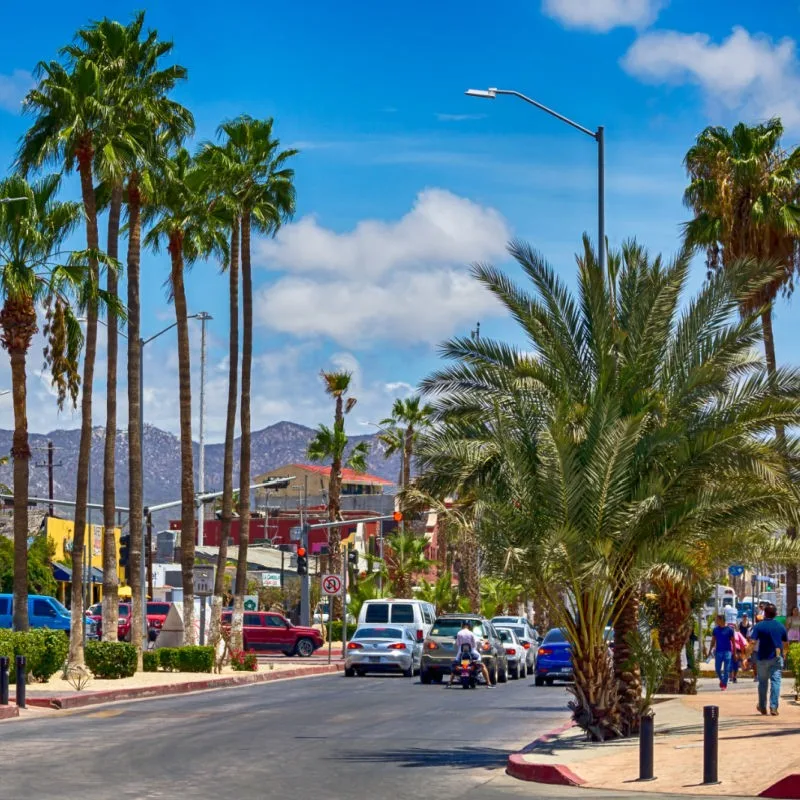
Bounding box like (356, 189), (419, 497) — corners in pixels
(0, 0), (798, 441)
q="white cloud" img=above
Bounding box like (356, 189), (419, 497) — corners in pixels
(0, 69), (33, 113)
(542, 0), (665, 32)
(436, 113), (486, 122)
(623, 27), (800, 127)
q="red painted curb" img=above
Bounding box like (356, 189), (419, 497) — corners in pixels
(520, 719), (575, 752)
(0, 706), (19, 720)
(506, 754), (586, 786)
(11, 663), (342, 711)
(760, 775), (800, 799)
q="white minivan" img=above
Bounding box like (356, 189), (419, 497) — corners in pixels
(357, 599), (436, 644)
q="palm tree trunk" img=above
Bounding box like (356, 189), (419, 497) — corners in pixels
(654, 578), (693, 694)
(403, 426), (412, 493)
(170, 233), (196, 644)
(613, 586), (642, 736)
(126, 172), (144, 658)
(462, 525), (480, 613)
(102, 183), (122, 642)
(0, 298), (37, 632)
(762, 309), (797, 611)
(232, 214), (253, 650)
(70, 139), (100, 667)
(328, 397), (344, 619)
(211, 218), (239, 648)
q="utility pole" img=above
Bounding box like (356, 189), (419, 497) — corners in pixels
(34, 441), (62, 517)
(197, 311), (212, 547)
(146, 512), (154, 601)
(300, 475), (310, 626)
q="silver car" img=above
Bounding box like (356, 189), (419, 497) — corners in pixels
(493, 621), (537, 673)
(496, 627), (529, 679)
(344, 625), (421, 678)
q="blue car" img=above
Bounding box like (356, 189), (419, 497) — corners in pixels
(534, 626), (614, 687)
(0, 593), (97, 638)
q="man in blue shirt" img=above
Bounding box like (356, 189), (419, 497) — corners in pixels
(710, 614), (735, 689)
(750, 603), (788, 715)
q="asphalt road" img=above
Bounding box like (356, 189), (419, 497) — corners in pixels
(1, 673), (752, 800)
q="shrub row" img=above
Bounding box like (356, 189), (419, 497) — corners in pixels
(85, 641), (137, 679)
(147, 645), (214, 674)
(330, 621), (357, 642)
(0, 629), (69, 682)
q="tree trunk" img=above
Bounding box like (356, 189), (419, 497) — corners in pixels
(613, 587), (642, 736)
(462, 526), (480, 613)
(170, 234), (196, 644)
(403, 425), (412, 493)
(102, 183), (122, 642)
(654, 578), (693, 694)
(70, 141), (100, 667)
(762, 309), (797, 611)
(0, 298), (37, 632)
(327, 395), (344, 619)
(126, 173), (144, 659)
(210, 218), (239, 649)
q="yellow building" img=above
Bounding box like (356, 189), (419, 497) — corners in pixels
(46, 517), (124, 605)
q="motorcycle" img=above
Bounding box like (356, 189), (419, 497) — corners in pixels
(455, 644), (480, 689)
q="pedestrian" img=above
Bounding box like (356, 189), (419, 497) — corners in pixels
(756, 602), (766, 623)
(710, 613), (735, 690)
(750, 602), (788, 716)
(739, 614), (751, 638)
(730, 628), (748, 683)
(723, 603), (738, 627)
(785, 606), (800, 644)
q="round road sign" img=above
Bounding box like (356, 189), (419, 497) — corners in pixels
(322, 574), (343, 596)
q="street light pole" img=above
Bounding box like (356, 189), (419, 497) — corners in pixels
(196, 312), (212, 548)
(465, 87), (606, 272)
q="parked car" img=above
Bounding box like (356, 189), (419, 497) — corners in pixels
(420, 614), (508, 685)
(91, 602), (171, 641)
(493, 620), (538, 673)
(534, 627), (572, 686)
(0, 594), (97, 638)
(344, 625), (421, 677)
(358, 599), (436, 644)
(221, 610), (323, 656)
(496, 627), (527, 679)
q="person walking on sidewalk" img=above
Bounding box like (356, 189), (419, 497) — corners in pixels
(730, 628), (749, 683)
(739, 614), (751, 639)
(751, 603), (788, 716)
(785, 606), (800, 644)
(711, 614), (735, 690)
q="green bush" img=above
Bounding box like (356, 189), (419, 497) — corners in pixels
(0, 629), (68, 682)
(85, 641), (137, 679)
(177, 645), (214, 673)
(142, 651), (160, 672)
(788, 643), (800, 691)
(157, 647), (180, 672)
(330, 621), (357, 642)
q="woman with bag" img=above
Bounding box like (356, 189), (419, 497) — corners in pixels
(785, 606), (800, 643)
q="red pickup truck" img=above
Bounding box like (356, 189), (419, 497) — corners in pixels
(89, 602), (171, 641)
(221, 611), (323, 657)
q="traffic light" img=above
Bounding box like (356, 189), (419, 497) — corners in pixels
(348, 547), (358, 566)
(296, 546), (308, 576)
(119, 533), (130, 582)
(392, 511), (403, 522)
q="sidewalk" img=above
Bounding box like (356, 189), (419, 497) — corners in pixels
(510, 678), (800, 797)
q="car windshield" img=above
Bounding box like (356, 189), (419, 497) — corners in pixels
(353, 627), (404, 640)
(493, 617), (518, 624)
(508, 626), (527, 639)
(147, 603), (170, 616)
(430, 619), (483, 637)
(50, 598), (69, 616)
(497, 629), (513, 642)
(88, 603), (102, 616)
(543, 628), (567, 644)
(119, 605), (130, 617)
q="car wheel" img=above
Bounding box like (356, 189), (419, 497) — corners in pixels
(545, 678), (554, 686)
(294, 638), (314, 657)
(420, 668), (432, 685)
(489, 662), (498, 685)
(344, 666), (355, 677)
(356, 669), (366, 677)
(498, 662), (508, 683)
(403, 665), (413, 678)
(535, 675), (545, 687)
(519, 661), (526, 679)
(510, 666), (519, 680)
(432, 672), (443, 683)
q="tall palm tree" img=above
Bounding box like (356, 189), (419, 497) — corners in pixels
(419, 238), (800, 740)
(384, 531), (429, 598)
(684, 119), (800, 605)
(379, 395), (433, 497)
(0, 176), (83, 631)
(144, 148), (227, 643)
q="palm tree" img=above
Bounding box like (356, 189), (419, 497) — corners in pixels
(144, 148), (227, 643)
(0, 176), (83, 631)
(684, 119), (800, 605)
(418, 238), (800, 740)
(379, 395), (433, 500)
(384, 531), (429, 598)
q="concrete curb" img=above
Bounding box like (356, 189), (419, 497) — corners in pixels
(506, 754), (586, 786)
(0, 706), (19, 720)
(760, 775), (800, 799)
(11, 663), (343, 711)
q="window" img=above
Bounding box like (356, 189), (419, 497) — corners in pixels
(498, 629), (512, 642)
(119, 605), (131, 618)
(422, 606), (434, 625)
(0, 598), (10, 615)
(353, 627), (403, 640)
(147, 603), (170, 616)
(430, 618), (483, 637)
(32, 599), (57, 618)
(265, 615), (287, 628)
(390, 604), (414, 624)
(543, 628), (567, 644)
(364, 603), (389, 623)
(222, 612), (232, 624)
(244, 614), (262, 626)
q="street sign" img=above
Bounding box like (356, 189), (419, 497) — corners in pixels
(290, 526), (302, 542)
(728, 565), (745, 577)
(243, 595), (258, 611)
(321, 574), (343, 596)
(260, 572), (281, 588)
(193, 565), (215, 596)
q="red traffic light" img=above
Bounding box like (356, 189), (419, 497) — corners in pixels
(392, 511), (402, 522)
(297, 546), (306, 557)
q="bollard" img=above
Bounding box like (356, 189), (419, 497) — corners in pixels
(14, 655), (25, 709)
(0, 656), (8, 705)
(703, 705), (719, 785)
(638, 713), (656, 781)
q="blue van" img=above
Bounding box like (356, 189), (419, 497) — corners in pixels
(0, 594), (97, 637)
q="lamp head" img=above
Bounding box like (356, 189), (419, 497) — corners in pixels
(465, 88), (497, 99)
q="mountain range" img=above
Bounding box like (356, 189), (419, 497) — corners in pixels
(0, 421), (402, 526)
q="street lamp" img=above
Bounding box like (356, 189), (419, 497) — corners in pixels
(465, 87), (606, 271)
(0, 197), (28, 205)
(83, 311), (212, 639)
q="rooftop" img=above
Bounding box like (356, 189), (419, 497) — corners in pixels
(275, 464), (393, 486)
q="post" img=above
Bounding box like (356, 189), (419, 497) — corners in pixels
(147, 512), (154, 601)
(703, 705), (719, 785)
(200, 599), (207, 646)
(341, 541), (348, 653)
(140, 338), (147, 641)
(638, 713), (655, 781)
(327, 596), (333, 665)
(47, 440), (54, 517)
(597, 125), (605, 272)
(197, 313), (208, 547)
(300, 477), (310, 627)
(0, 656), (8, 705)
(14, 656), (25, 708)
(377, 518), (383, 594)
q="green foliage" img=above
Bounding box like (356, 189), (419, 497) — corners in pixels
(85, 641), (137, 679)
(385, 531), (429, 598)
(142, 651), (159, 672)
(230, 649), (258, 671)
(330, 621), (357, 642)
(415, 571), (460, 615)
(623, 629), (672, 716)
(0, 534), (58, 597)
(347, 574), (386, 621)
(0, 628), (68, 682)
(177, 645), (214, 673)
(787, 643), (800, 696)
(479, 577), (523, 619)
(157, 647), (180, 672)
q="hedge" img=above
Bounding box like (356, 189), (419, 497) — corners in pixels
(157, 647), (180, 672)
(85, 641), (137, 679)
(0, 629), (68, 682)
(142, 651), (160, 672)
(330, 621), (357, 642)
(177, 645), (214, 673)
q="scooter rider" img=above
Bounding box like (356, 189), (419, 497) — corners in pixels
(448, 621), (494, 688)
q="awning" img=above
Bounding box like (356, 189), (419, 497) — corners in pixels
(52, 563), (104, 584)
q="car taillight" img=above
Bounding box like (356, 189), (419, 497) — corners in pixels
(388, 643), (407, 650)
(538, 647), (553, 656)
(347, 642), (363, 650)
(481, 642), (491, 652)
(416, 629), (424, 642)
(426, 641), (438, 650)
(506, 648), (516, 655)
(522, 642), (531, 649)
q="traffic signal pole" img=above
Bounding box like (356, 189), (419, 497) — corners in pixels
(300, 523), (310, 627)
